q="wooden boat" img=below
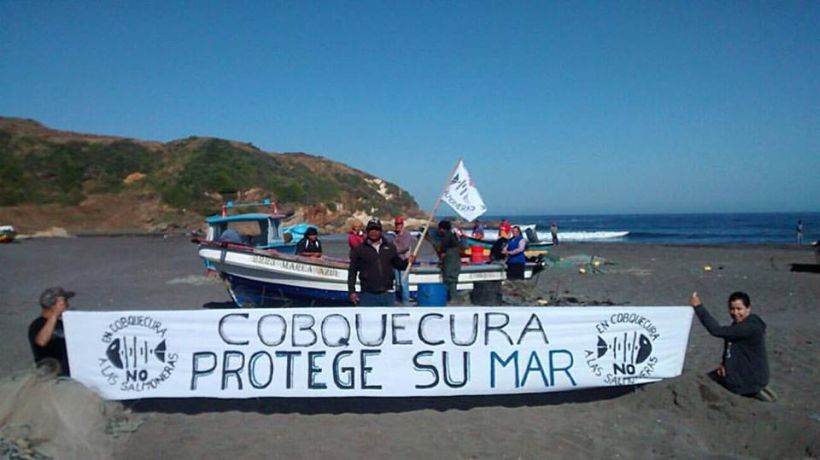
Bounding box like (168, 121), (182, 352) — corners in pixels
(0, 225), (16, 244)
(195, 202), (544, 307)
(197, 240), (541, 307)
(463, 225), (552, 259)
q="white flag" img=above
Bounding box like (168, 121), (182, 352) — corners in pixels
(442, 160), (487, 222)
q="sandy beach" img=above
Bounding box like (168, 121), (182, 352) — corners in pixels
(1, 237), (818, 458)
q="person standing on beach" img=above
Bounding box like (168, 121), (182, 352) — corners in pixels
(550, 221), (559, 246)
(503, 226), (527, 280)
(499, 219), (512, 239)
(348, 219), (412, 306)
(796, 220), (804, 245)
(29, 287), (74, 376)
(347, 219), (365, 249)
(472, 220), (485, 240)
(434, 220), (462, 303)
(690, 291), (775, 401)
(391, 216), (416, 304)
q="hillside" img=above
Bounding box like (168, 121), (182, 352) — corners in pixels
(0, 117), (422, 233)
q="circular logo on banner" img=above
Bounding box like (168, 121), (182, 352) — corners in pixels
(584, 312), (660, 386)
(97, 315), (178, 393)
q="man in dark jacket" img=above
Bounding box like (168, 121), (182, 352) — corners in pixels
(435, 220), (462, 303)
(690, 291), (775, 401)
(348, 219), (412, 306)
(295, 227), (322, 258)
(29, 287), (74, 376)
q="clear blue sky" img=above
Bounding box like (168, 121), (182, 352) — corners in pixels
(2, 1), (818, 215)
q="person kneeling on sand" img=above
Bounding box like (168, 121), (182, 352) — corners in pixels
(690, 291), (776, 401)
(29, 287), (74, 377)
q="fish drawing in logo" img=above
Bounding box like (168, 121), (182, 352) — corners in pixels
(106, 338), (124, 369)
(635, 334), (653, 364)
(596, 334), (653, 364)
(105, 337), (167, 369)
(596, 336), (608, 358)
(155, 340), (167, 363)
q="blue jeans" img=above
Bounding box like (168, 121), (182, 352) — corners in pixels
(358, 291), (396, 307)
(394, 269), (411, 304)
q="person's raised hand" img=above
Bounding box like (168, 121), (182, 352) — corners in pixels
(690, 291), (701, 308)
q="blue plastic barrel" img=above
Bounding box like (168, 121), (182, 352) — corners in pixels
(417, 283), (448, 306)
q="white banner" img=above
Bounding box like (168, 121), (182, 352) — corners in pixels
(63, 306), (693, 400)
(442, 160), (487, 222)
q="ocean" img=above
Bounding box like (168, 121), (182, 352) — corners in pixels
(480, 212), (820, 245)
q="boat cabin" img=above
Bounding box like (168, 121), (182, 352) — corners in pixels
(203, 200), (317, 252)
(206, 213), (288, 248)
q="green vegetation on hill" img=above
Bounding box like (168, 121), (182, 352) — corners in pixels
(0, 118), (419, 217)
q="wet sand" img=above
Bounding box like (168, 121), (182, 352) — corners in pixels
(1, 237), (818, 458)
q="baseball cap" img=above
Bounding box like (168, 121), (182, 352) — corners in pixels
(394, 216), (404, 225)
(39, 287), (75, 308)
(366, 218), (383, 231)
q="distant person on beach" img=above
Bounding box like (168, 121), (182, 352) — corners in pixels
(391, 216), (416, 304)
(550, 221), (559, 246)
(472, 220), (485, 240)
(348, 219), (413, 306)
(29, 287), (73, 376)
(690, 291), (775, 401)
(796, 220), (804, 245)
(503, 226), (527, 280)
(435, 220), (462, 303)
(295, 227), (322, 258)
(499, 219), (512, 239)
(347, 219), (365, 249)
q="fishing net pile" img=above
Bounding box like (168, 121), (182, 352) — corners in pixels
(0, 360), (141, 459)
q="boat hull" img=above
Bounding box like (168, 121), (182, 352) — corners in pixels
(198, 243), (538, 307)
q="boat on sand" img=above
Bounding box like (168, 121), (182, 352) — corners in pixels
(0, 225), (16, 244)
(195, 202), (543, 307)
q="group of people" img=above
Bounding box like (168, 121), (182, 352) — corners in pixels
(29, 222), (776, 401)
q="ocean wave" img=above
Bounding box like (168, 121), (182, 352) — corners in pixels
(467, 228), (630, 241)
(551, 231), (630, 241)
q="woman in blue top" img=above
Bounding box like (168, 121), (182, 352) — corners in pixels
(503, 226), (527, 279)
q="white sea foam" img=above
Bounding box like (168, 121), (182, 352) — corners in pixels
(467, 228), (629, 242)
(554, 231), (630, 241)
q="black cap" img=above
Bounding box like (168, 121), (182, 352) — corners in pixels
(366, 218), (382, 231)
(305, 227), (318, 236)
(438, 220), (452, 230)
(39, 287), (75, 308)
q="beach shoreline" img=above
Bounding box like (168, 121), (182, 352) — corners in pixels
(1, 237), (818, 458)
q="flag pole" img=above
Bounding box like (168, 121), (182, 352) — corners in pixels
(404, 158), (462, 277)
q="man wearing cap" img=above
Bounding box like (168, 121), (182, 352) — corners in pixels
(348, 219), (413, 306)
(29, 287), (73, 376)
(392, 216), (417, 304)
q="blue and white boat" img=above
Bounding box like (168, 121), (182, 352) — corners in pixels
(197, 240), (541, 307)
(195, 202), (544, 307)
